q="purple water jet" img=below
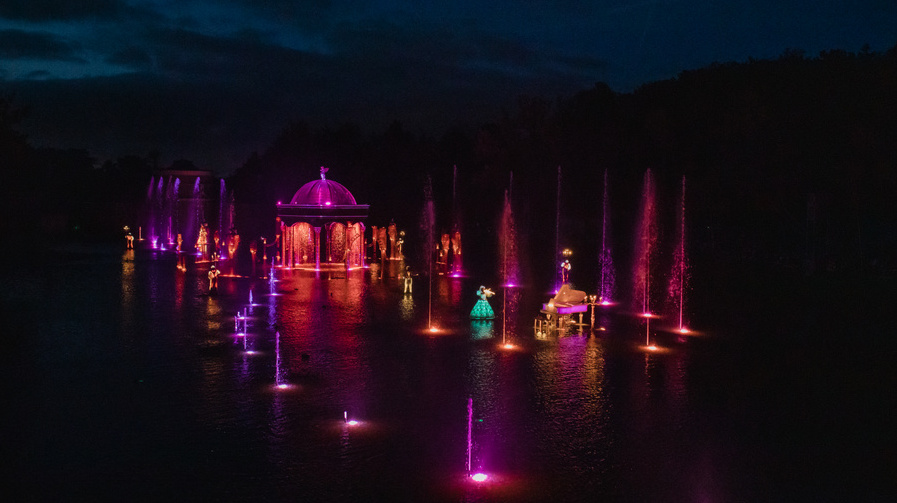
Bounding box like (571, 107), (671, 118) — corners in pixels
(275, 330), (287, 388)
(466, 397), (488, 481)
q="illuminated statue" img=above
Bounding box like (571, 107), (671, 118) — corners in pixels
(439, 233), (450, 270)
(176, 233), (183, 252)
(469, 286), (495, 319)
(208, 265), (220, 293)
(388, 222), (398, 260)
(227, 227), (240, 259)
(197, 223), (209, 256)
(397, 230), (405, 260)
(213, 231), (220, 254)
(403, 266), (413, 294)
(249, 240), (258, 262)
(126, 232), (134, 249)
(451, 231), (461, 274)
(560, 259), (571, 284)
(377, 227), (387, 261)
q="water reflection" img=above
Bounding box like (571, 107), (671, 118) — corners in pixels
(470, 320), (495, 340)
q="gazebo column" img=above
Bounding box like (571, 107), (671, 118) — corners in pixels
(314, 226), (322, 270)
(281, 222), (288, 267)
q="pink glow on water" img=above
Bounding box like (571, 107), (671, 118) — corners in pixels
(471, 473), (488, 482)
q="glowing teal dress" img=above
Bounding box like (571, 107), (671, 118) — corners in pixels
(469, 287), (495, 319)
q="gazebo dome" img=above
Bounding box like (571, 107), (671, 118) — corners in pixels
(290, 167), (357, 205)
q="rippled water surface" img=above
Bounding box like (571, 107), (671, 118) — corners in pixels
(4, 245), (893, 501)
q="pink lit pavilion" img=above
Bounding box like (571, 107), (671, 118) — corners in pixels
(276, 167), (369, 270)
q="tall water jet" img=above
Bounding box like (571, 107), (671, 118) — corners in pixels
(275, 331), (287, 388)
(450, 165), (463, 276)
(219, 179), (226, 241)
(633, 169), (657, 317)
(466, 397), (487, 481)
(598, 169), (616, 303)
(555, 166), (562, 292)
(500, 180), (520, 347)
(421, 177), (436, 330)
(466, 397), (473, 475)
(188, 177), (203, 254)
(668, 176), (690, 333)
(146, 176), (156, 243)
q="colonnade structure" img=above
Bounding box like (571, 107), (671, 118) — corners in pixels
(276, 167), (369, 270)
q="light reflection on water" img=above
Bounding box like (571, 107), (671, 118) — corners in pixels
(6, 248), (733, 501)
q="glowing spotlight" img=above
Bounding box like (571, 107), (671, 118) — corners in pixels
(276, 383), (290, 390)
(429, 326), (439, 333)
(470, 473), (488, 482)
(647, 345), (658, 351)
(502, 343), (515, 350)
(678, 327), (690, 334)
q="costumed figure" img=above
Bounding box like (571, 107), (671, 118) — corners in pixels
(560, 259), (571, 284)
(403, 266), (413, 294)
(126, 233), (134, 249)
(208, 264), (220, 293)
(176, 233), (183, 252)
(469, 286), (495, 319)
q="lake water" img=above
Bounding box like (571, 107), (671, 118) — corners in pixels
(3, 244), (893, 502)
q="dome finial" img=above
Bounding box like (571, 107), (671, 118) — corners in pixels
(320, 166), (328, 180)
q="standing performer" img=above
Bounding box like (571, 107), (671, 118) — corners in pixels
(469, 286), (495, 319)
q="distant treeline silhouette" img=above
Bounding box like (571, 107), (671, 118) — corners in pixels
(3, 45), (896, 275)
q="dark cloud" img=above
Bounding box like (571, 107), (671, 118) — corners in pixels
(0, 0), (123, 21)
(105, 46), (153, 69)
(0, 29), (84, 61)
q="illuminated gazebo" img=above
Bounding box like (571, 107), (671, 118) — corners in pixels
(276, 167), (369, 270)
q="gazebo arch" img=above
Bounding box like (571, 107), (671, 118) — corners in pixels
(277, 167), (369, 270)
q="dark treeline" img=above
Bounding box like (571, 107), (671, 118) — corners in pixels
(3, 46), (896, 278)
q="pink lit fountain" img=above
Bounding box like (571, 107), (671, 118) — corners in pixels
(598, 168), (615, 305)
(667, 175), (691, 335)
(422, 177), (439, 333)
(467, 397), (488, 482)
(634, 169), (658, 347)
(274, 331), (289, 389)
(500, 185), (520, 349)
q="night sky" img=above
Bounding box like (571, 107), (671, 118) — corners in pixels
(1, 0), (895, 174)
